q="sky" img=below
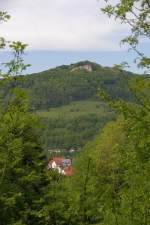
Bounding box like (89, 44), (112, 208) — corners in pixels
(0, 0), (149, 74)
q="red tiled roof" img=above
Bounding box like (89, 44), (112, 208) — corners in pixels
(48, 157), (64, 166)
(48, 157), (73, 176)
(64, 167), (73, 176)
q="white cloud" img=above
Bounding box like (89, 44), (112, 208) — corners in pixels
(0, 0), (128, 51)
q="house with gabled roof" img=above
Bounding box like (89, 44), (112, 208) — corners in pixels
(47, 157), (73, 176)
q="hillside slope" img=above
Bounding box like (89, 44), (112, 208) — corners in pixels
(21, 61), (135, 110)
(0, 61), (140, 150)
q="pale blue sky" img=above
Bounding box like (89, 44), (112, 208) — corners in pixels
(0, 0), (149, 74)
(1, 41), (149, 74)
(15, 47), (150, 74)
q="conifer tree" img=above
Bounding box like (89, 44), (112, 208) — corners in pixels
(0, 10), (49, 225)
(0, 89), (48, 225)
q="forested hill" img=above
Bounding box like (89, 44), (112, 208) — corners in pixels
(19, 60), (135, 111)
(0, 61), (140, 150)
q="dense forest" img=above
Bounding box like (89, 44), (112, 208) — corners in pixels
(0, 61), (140, 150)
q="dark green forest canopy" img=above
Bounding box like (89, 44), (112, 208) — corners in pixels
(0, 61), (149, 150)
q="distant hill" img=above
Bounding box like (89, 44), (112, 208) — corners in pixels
(11, 61), (136, 111)
(0, 61), (141, 150)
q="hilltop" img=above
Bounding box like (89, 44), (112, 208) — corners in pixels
(17, 60), (135, 111)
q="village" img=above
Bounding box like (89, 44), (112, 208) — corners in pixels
(47, 156), (73, 176)
(47, 148), (76, 176)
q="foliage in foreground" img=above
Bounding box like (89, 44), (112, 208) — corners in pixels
(69, 78), (150, 225)
(102, 0), (150, 71)
(0, 90), (47, 224)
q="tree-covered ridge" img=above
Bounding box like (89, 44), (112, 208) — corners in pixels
(1, 61), (136, 111)
(1, 61), (148, 150)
